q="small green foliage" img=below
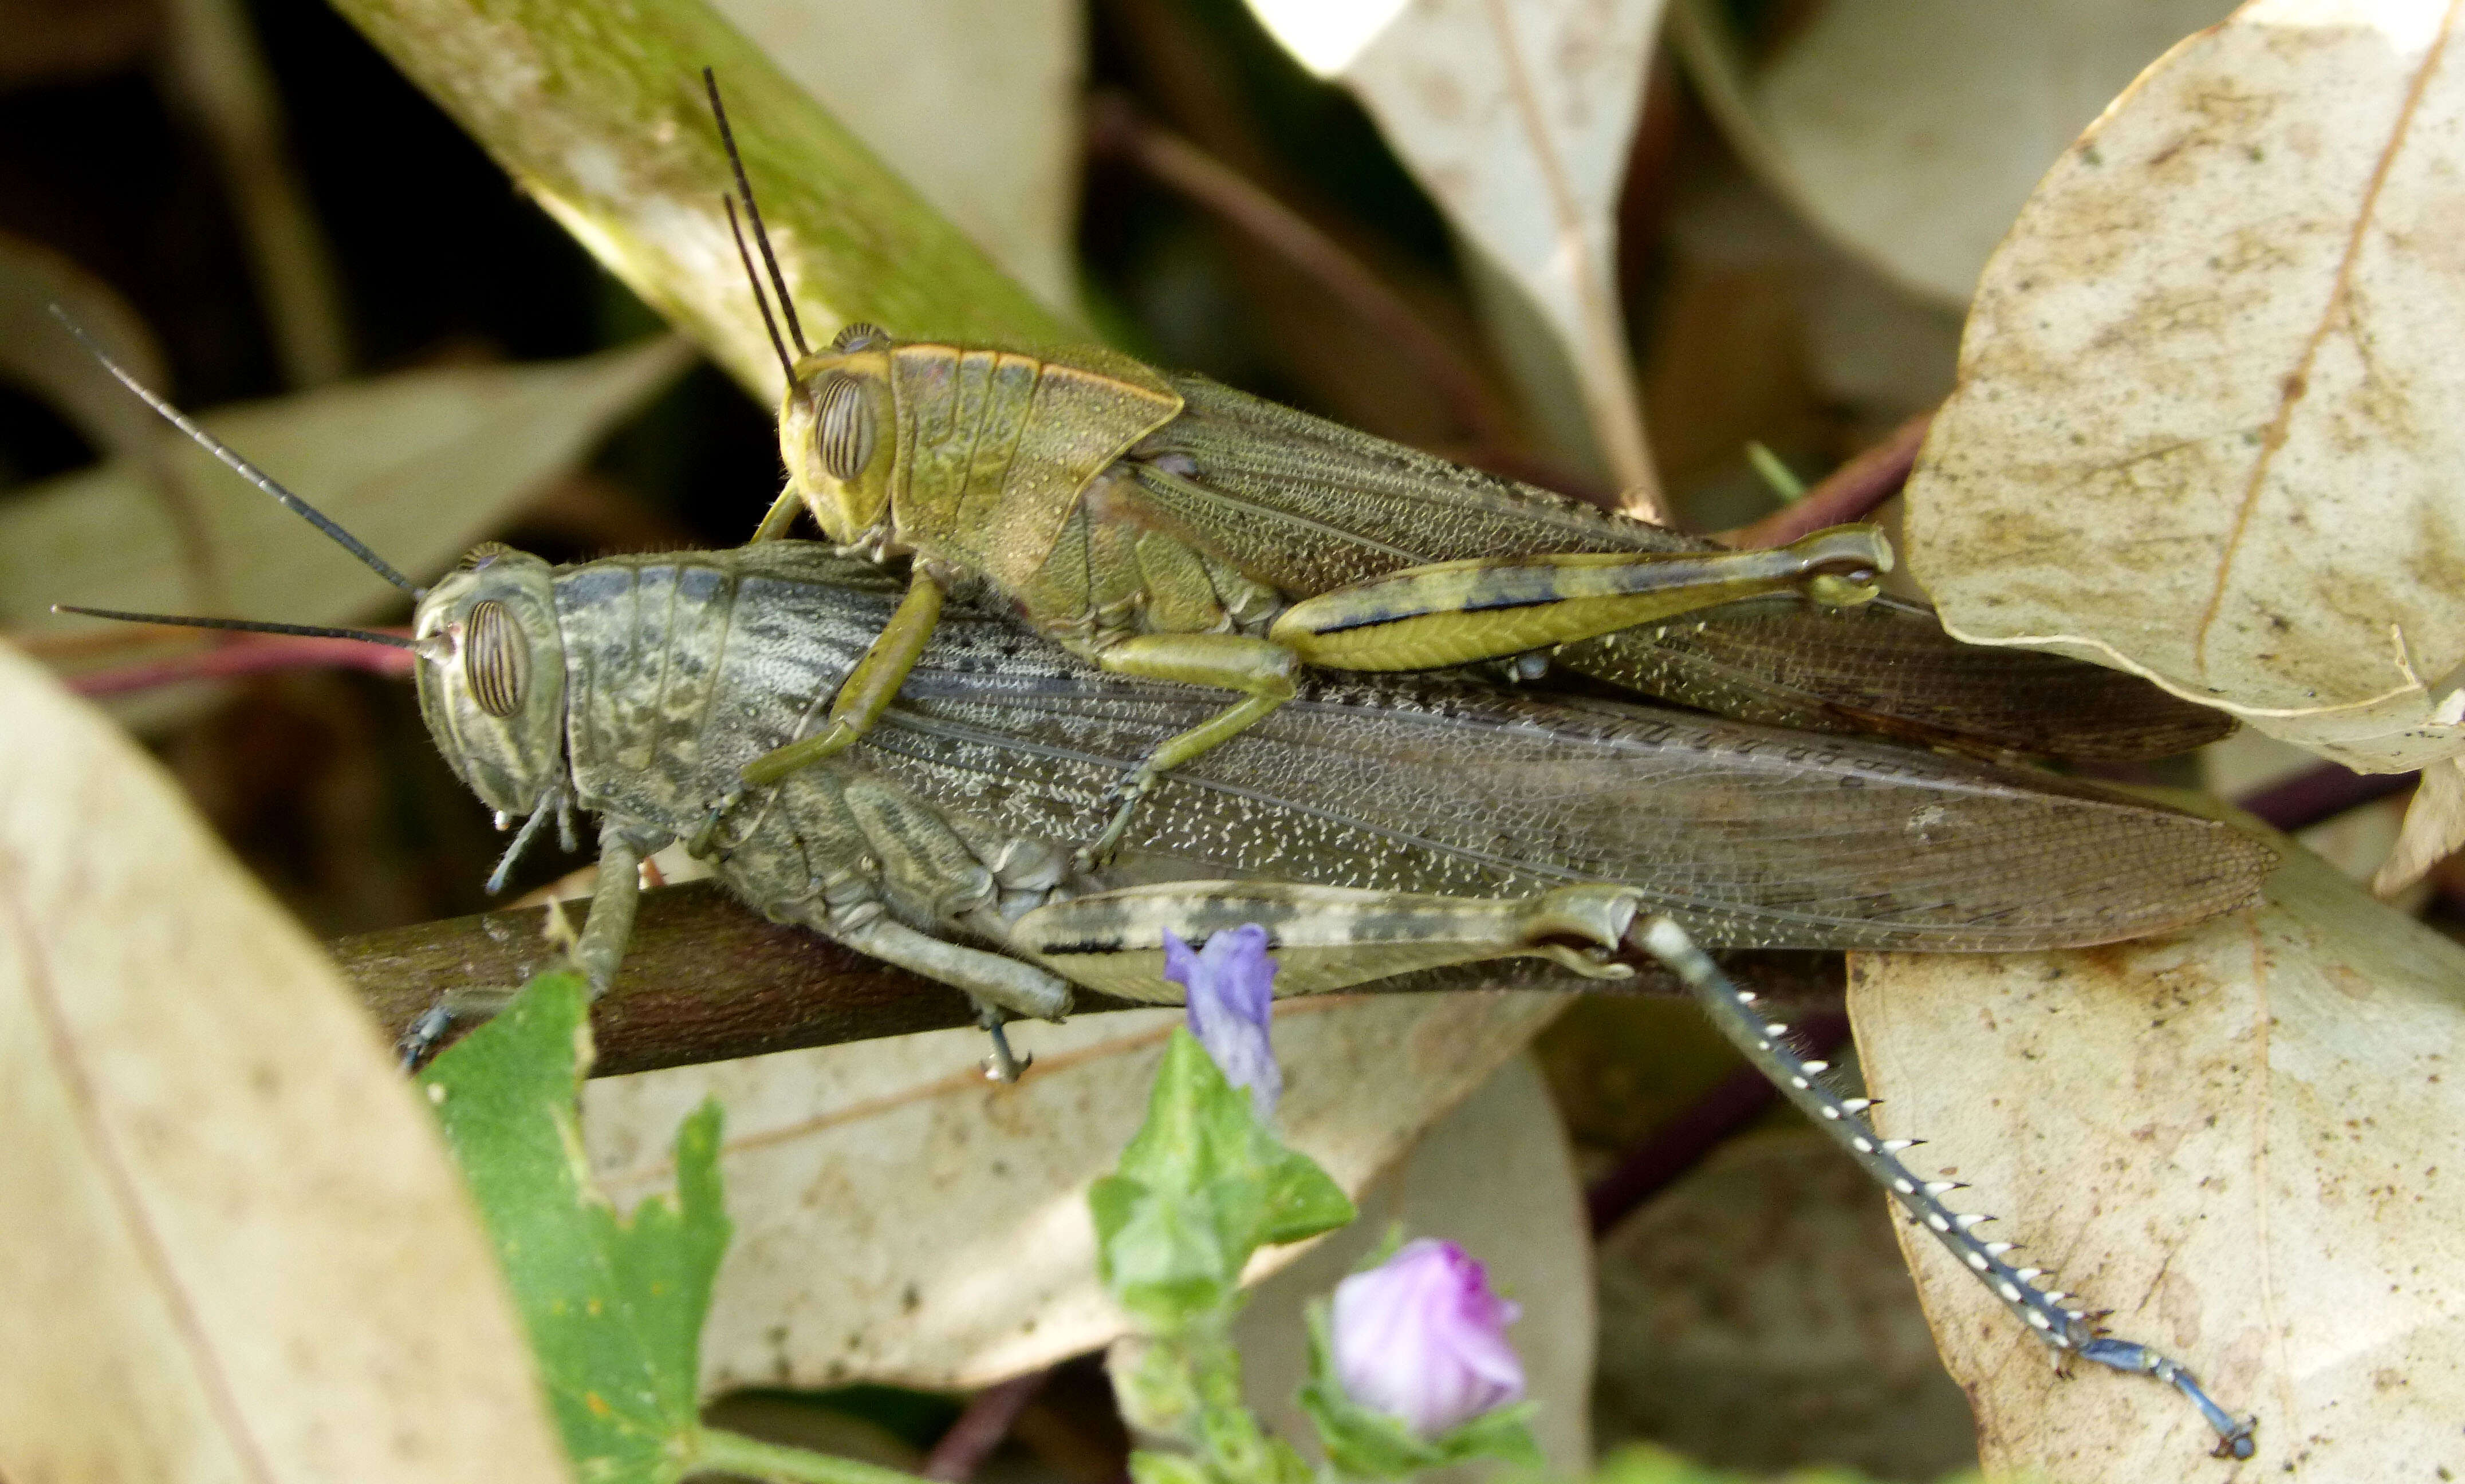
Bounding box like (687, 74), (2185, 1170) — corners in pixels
(1297, 1304), (1544, 1479)
(1090, 1031), (1353, 1331)
(419, 972), (729, 1484)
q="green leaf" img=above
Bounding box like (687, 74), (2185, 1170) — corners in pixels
(419, 972), (730, 1484)
(1297, 1303), (1544, 1480)
(1093, 1033), (1352, 1330)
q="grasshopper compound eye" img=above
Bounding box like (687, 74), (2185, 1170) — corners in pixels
(463, 598), (528, 717)
(814, 372), (875, 481)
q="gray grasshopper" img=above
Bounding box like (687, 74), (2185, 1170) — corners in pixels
(54, 327), (2263, 1456)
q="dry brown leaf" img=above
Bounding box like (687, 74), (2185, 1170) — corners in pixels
(581, 991), (1565, 1391)
(1904, 1), (2465, 775)
(709, 0), (1082, 313)
(1231, 1054), (1596, 1477)
(0, 641), (568, 1482)
(2375, 754), (2465, 895)
(1850, 839), (2465, 1479)
(1673, 0), (2230, 307)
(1289, 0), (1664, 504)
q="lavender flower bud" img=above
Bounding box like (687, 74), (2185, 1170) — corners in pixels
(1164, 924), (1279, 1119)
(1330, 1239), (1525, 1438)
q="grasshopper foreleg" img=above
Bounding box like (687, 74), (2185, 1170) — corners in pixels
(688, 570), (948, 858)
(570, 820), (648, 995)
(398, 820), (654, 1069)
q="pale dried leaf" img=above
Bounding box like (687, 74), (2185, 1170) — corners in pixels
(710, 0), (1082, 313)
(581, 992), (1565, 1390)
(1905, 1), (2465, 774)
(0, 641), (568, 1483)
(1327, 0), (1663, 500)
(1673, 0), (2230, 307)
(4, 338), (691, 716)
(1231, 1054), (1595, 1478)
(1850, 840), (2465, 1479)
(2375, 754), (2465, 895)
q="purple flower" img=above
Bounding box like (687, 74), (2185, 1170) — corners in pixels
(1164, 923), (1280, 1119)
(1330, 1239), (1525, 1438)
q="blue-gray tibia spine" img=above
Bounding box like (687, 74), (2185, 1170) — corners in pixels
(1632, 917), (2257, 1461)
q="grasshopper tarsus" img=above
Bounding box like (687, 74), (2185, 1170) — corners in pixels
(1075, 770), (1157, 871)
(397, 1005), (456, 1072)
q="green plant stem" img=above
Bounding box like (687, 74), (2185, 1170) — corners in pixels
(322, 0), (1074, 406)
(693, 1426), (936, 1484)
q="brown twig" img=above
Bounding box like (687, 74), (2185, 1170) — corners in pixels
(1086, 95), (1514, 451)
(923, 1371), (1051, 1482)
(1718, 411), (1932, 550)
(328, 881), (1845, 1078)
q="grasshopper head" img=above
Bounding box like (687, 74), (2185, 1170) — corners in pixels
(414, 544), (569, 814)
(781, 322), (896, 544)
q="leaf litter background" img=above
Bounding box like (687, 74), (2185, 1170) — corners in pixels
(2, 0), (2463, 1481)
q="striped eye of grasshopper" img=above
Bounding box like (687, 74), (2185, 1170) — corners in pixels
(464, 598), (529, 717)
(813, 373), (875, 483)
(775, 345), (897, 547)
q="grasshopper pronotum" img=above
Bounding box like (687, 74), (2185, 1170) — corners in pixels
(52, 317), (2262, 1455)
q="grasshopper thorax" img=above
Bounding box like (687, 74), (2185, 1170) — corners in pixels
(781, 323), (897, 545)
(415, 544), (569, 814)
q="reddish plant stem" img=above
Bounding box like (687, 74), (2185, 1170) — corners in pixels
(1719, 412), (1932, 550)
(66, 632), (418, 695)
(1584, 1011), (1852, 1237)
(1086, 96), (1513, 451)
(923, 1370), (1051, 1483)
(2235, 761), (2416, 833)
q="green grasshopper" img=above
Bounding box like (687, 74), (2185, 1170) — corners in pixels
(53, 322), (2263, 1455)
(698, 78), (2229, 865)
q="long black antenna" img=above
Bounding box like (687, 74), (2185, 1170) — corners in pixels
(702, 68), (809, 357)
(49, 306), (423, 596)
(726, 195), (796, 382)
(52, 604), (425, 650)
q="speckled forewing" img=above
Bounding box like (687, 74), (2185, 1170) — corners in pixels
(864, 642), (2272, 952)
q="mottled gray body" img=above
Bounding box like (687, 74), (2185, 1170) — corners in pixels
(424, 541), (2271, 1019)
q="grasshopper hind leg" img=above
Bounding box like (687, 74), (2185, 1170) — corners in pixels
(1634, 917), (2257, 1460)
